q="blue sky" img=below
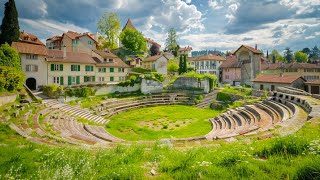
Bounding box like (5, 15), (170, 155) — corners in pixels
(1, 0), (319, 53)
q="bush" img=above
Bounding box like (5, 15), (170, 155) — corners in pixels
(217, 92), (232, 102)
(296, 160), (320, 180)
(65, 87), (96, 98)
(144, 72), (165, 82)
(42, 84), (63, 98)
(0, 66), (25, 92)
(132, 67), (151, 74)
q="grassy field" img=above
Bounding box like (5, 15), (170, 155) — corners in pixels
(107, 105), (220, 141)
(0, 118), (320, 179)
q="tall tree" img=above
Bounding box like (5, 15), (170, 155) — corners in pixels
(183, 55), (187, 73)
(178, 55), (183, 74)
(309, 46), (319, 61)
(284, 47), (294, 63)
(165, 28), (178, 53)
(97, 12), (121, 50)
(119, 28), (146, 52)
(167, 60), (179, 74)
(0, 0), (20, 45)
(266, 50), (269, 58)
(294, 51), (308, 63)
(272, 55), (276, 64)
(301, 47), (311, 56)
(150, 43), (160, 56)
(269, 49), (285, 62)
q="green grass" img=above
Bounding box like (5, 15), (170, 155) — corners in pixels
(0, 118), (320, 179)
(107, 105), (220, 141)
(222, 86), (252, 96)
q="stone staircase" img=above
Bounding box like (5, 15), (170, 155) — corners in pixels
(195, 90), (218, 109)
(42, 99), (108, 124)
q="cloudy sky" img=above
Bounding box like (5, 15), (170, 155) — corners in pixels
(1, 0), (319, 53)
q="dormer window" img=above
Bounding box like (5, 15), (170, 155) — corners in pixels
(104, 58), (107, 62)
(24, 37), (28, 40)
(109, 59), (114, 63)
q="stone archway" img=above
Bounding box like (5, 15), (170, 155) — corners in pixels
(26, 78), (37, 90)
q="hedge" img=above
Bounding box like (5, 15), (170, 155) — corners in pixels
(42, 84), (63, 98)
(0, 66), (25, 92)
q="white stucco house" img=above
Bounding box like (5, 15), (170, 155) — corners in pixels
(142, 54), (170, 75)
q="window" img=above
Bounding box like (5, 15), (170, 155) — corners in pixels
(84, 76), (95, 82)
(119, 77), (125, 81)
(152, 64), (156, 70)
(71, 64), (80, 71)
(260, 84), (264, 90)
(72, 39), (79, 45)
(118, 68), (125, 72)
(98, 67), (106, 72)
(110, 67), (114, 72)
(53, 77), (60, 84)
(68, 76), (80, 85)
(99, 77), (105, 82)
(51, 64), (63, 71)
(110, 76), (114, 81)
(225, 75), (229, 79)
(26, 54), (38, 60)
(85, 65), (94, 72)
(26, 65), (38, 72)
(109, 59), (114, 62)
(88, 41), (92, 45)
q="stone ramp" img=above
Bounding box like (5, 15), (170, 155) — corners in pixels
(195, 90), (219, 109)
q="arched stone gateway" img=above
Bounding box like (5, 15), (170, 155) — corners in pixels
(26, 78), (36, 90)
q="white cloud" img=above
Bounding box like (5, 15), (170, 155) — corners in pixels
(184, 0), (192, 4)
(208, 0), (223, 10)
(225, 2), (240, 23)
(280, 0), (320, 15)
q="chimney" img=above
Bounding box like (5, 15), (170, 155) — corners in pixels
(63, 45), (67, 58)
(255, 44), (258, 50)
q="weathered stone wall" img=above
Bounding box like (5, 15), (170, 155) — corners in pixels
(172, 77), (210, 93)
(93, 84), (141, 95)
(0, 94), (17, 107)
(141, 79), (163, 94)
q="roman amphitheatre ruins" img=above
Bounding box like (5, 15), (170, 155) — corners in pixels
(3, 85), (320, 148)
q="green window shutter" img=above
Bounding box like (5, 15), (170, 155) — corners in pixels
(68, 76), (72, 85)
(118, 68), (121, 72)
(110, 77), (114, 81)
(110, 67), (114, 72)
(78, 65), (80, 71)
(92, 76), (95, 82)
(104, 68), (106, 72)
(71, 65), (74, 71)
(60, 76), (64, 85)
(85, 66), (88, 71)
(76, 76), (80, 85)
(60, 64), (63, 71)
(91, 66), (94, 71)
(84, 76), (87, 82)
(51, 64), (54, 71)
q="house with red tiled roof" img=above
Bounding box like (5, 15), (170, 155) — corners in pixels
(252, 74), (306, 91)
(46, 31), (100, 55)
(233, 44), (263, 85)
(143, 54), (170, 75)
(179, 46), (193, 57)
(12, 31), (48, 90)
(220, 56), (241, 85)
(188, 54), (225, 76)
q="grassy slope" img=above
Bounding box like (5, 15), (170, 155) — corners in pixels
(107, 105), (220, 141)
(0, 118), (319, 179)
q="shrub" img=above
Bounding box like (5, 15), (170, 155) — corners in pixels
(0, 66), (25, 92)
(144, 72), (165, 82)
(42, 84), (63, 98)
(65, 87), (96, 98)
(217, 92), (232, 102)
(131, 67), (152, 74)
(197, 95), (203, 100)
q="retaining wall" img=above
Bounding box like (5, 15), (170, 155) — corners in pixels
(0, 94), (17, 107)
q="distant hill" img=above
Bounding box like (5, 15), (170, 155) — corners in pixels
(192, 50), (225, 57)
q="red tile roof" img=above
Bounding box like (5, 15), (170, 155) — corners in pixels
(93, 50), (119, 59)
(47, 50), (96, 64)
(46, 35), (62, 42)
(253, 74), (305, 84)
(220, 56), (240, 68)
(284, 62), (320, 69)
(144, 54), (169, 62)
(261, 63), (281, 70)
(19, 31), (44, 46)
(189, 54), (226, 61)
(305, 80), (320, 85)
(95, 60), (129, 68)
(12, 42), (48, 56)
(233, 45), (262, 55)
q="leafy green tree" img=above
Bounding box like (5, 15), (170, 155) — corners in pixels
(167, 60), (179, 74)
(284, 47), (294, 63)
(97, 12), (121, 50)
(0, 43), (21, 69)
(294, 51), (308, 63)
(0, 66), (25, 92)
(165, 28), (178, 53)
(0, 0), (20, 45)
(269, 49), (285, 62)
(119, 28), (147, 52)
(183, 55), (187, 73)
